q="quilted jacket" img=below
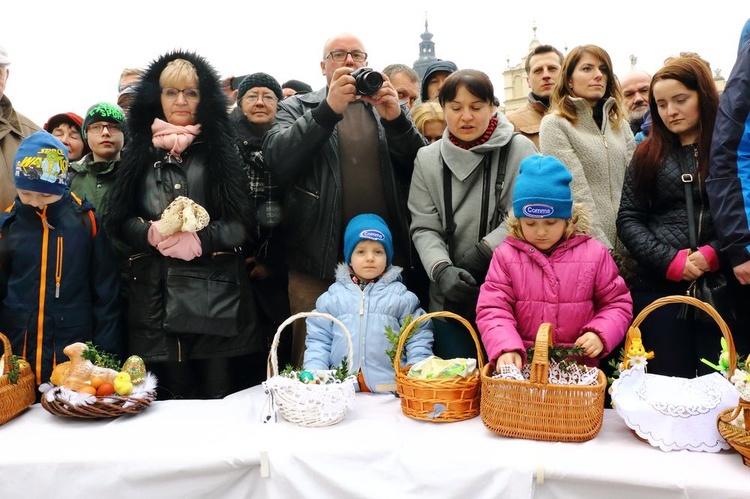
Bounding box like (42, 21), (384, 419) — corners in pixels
(617, 144), (722, 291)
(476, 204), (632, 366)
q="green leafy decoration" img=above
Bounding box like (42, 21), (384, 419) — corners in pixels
(526, 344), (586, 373)
(385, 314), (415, 365)
(7, 355), (21, 384)
(81, 341), (121, 370)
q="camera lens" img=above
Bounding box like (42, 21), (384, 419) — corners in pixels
(352, 68), (383, 97)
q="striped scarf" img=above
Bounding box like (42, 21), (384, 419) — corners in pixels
(448, 116), (498, 150)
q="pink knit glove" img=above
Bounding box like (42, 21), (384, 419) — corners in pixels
(147, 221), (167, 247)
(157, 232), (203, 261)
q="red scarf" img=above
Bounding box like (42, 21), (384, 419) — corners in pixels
(449, 116), (498, 150)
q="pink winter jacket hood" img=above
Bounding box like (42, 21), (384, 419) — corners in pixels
(476, 204), (632, 366)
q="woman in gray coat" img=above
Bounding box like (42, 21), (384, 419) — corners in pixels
(408, 69), (537, 358)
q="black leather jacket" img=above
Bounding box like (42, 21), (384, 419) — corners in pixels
(617, 145), (722, 292)
(263, 88), (426, 281)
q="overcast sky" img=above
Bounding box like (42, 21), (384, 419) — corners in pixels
(3, 1), (746, 126)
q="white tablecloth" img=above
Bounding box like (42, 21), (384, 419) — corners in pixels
(1, 385), (749, 498)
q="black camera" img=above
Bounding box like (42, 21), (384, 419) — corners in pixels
(351, 67), (383, 96)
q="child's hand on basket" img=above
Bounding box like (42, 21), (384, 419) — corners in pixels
(495, 352), (522, 372)
(575, 332), (604, 358)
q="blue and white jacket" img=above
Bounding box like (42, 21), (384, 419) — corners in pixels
(303, 263), (433, 393)
(707, 42), (750, 267)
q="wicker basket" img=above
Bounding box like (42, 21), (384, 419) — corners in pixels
(613, 295), (742, 453)
(481, 323), (606, 442)
(41, 387), (156, 419)
(394, 311), (483, 423)
(0, 333), (35, 425)
(264, 312), (356, 428)
(718, 398), (750, 467)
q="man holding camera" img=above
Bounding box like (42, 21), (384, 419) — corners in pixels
(263, 32), (426, 366)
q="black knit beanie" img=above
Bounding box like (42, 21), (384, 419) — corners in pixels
(82, 102), (126, 139)
(236, 72), (283, 103)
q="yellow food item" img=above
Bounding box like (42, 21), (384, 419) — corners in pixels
(89, 376), (106, 389)
(50, 361), (71, 386)
(79, 385), (97, 396)
(61, 343), (95, 391)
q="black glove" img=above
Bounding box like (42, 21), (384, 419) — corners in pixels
(456, 241), (493, 283)
(433, 262), (479, 303)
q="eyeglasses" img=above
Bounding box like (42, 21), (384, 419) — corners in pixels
(324, 50), (367, 62)
(244, 94), (278, 105)
(161, 87), (200, 102)
(87, 123), (122, 135)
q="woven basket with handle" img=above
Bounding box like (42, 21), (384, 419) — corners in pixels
(0, 332), (35, 425)
(615, 295), (745, 455)
(265, 312), (357, 427)
(394, 311), (483, 423)
(481, 323), (606, 442)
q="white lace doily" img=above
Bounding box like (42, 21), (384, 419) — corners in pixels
(611, 369), (740, 452)
(492, 360), (599, 386)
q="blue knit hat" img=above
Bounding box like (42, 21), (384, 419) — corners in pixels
(343, 214), (394, 265)
(512, 155), (573, 219)
(13, 131), (69, 195)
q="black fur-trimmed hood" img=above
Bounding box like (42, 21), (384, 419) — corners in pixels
(105, 50), (252, 233)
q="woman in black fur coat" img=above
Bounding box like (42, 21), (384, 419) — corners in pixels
(106, 50), (263, 399)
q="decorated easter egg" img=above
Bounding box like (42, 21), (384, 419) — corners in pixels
(121, 355), (147, 385)
(298, 371), (315, 384)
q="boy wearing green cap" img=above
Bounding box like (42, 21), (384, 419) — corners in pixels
(70, 102), (126, 212)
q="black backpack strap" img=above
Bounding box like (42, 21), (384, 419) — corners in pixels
(489, 133), (517, 230)
(441, 153), (456, 262)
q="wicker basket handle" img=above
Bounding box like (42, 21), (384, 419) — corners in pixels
(393, 311), (485, 372)
(1, 332), (12, 376)
(267, 312), (354, 378)
(627, 295), (737, 374)
(529, 323), (552, 384)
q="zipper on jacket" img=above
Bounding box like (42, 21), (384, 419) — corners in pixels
(693, 145), (705, 241)
(34, 206), (51, 385)
(55, 234), (63, 298)
(358, 287), (366, 376)
(177, 336), (183, 362)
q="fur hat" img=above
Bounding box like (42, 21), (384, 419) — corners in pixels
(343, 213), (394, 265)
(512, 155), (573, 220)
(281, 79), (313, 94)
(14, 131), (69, 195)
(82, 102), (126, 139)
(236, 72), (283, 103)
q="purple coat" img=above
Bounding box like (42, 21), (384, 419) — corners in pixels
(476, 230), (632, 366)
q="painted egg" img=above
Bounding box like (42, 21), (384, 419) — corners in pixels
(121, 355), (147, 385)
(298, 371), (315, 384)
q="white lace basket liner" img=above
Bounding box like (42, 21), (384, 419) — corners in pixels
(263, 312), (356, 427)
(611, 295), (741, 452)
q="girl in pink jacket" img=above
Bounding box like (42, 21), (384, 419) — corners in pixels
(476, 155), (632, 371)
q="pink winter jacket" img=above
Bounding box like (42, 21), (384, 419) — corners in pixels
(476, 211), (632, 367)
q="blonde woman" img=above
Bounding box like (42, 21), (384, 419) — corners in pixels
(105, 52), (259, 399)
(540, 45), (635, 256)
(410, 101), (445, 143)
